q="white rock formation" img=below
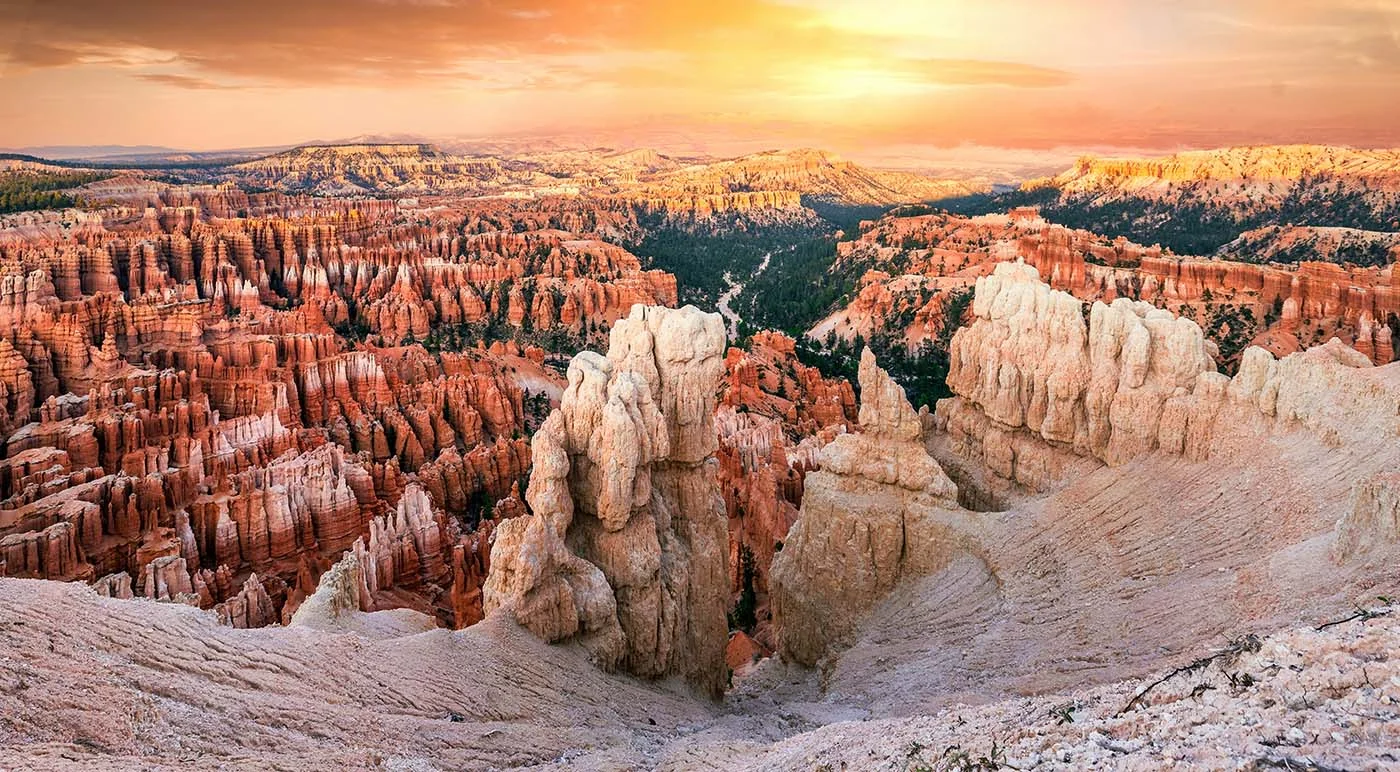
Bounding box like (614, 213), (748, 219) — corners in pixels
(289, 551), (437, 638)
(484, 304), (731, 695)
(1333, 472), (1400, 561)
(935, 260), (1397, 491)
(771, 348), (969, 666)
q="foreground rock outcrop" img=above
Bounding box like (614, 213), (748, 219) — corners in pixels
(935, 259), (1398, 494)
(777, 260), (1400, 730)
(484, 304), (730, 695)
(770, 348), (966, 666)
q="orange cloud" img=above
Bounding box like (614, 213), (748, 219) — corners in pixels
(136, 73), (241, 90)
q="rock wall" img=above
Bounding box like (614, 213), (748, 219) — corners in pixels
(483, 304), (730, 695)
(935, 259), (1398, 493)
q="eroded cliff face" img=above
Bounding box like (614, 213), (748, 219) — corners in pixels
(1030, 145), (1400, 207)
(655, 148), (982, 206)
(483, 305), (731, 695)
(228, 144), (980, 210)
(933, 259), (1397, 495)
(770, 348), (965, 666)
(232, 145), (508, 196)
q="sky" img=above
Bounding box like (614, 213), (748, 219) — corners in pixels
(1, 0), (1399, 159)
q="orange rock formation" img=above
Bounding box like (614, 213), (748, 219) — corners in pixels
(715, 331), (856, 647)
(0, 189), (687, 628)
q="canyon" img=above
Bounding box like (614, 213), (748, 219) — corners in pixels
(0, 143), (1397, 770)
(4, 268), (1396, 768)
(0, 149), (885, 644)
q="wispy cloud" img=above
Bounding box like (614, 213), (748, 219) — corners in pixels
(136, 73), (241, 90)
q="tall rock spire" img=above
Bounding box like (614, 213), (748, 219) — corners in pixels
(484, 304), (731, 696)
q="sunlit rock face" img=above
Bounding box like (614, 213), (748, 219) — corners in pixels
(484, 304), (732, 695)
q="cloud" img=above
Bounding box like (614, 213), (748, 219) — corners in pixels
(0, 0), (1396, 151)
(904, 59), (1074, 88)
(7, 41), (83, 67)
(136, 73), (240, 90)
(1196, 0), (1400, 75)
(0, 0), (1073, 92)
(0, 0), (597, 83)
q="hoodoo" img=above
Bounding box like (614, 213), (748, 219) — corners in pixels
(483, 304), (731, 695)
(771, 347), (970, 666)
(936, 259), (1400, 495)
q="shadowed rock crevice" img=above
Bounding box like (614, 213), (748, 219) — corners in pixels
(771, 347), (981, 667)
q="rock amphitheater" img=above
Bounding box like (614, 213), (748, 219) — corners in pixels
(2, 219), (1396, 768)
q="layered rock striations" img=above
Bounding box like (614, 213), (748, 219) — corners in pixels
(1028, 145), (1400, 210)
(483, 304), (730, 695)
(232, 145), (509, 196)
(770, 348), (965, 666)
(653, 148), (983, 207)
(228, 144), (980, 211)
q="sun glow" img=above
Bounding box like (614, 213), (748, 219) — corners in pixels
(786, 63), (942, 100)
(0, 0), (1397, 151)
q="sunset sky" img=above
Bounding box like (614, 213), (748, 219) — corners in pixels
(1, 0), (1398, 158)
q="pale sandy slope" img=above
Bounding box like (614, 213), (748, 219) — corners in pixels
(2, 577), (1396, 771)
(0, 578), (716, 770)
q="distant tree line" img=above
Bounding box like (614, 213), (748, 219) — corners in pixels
(621, 215), (833, 307)
(0, 170), (111, 214)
